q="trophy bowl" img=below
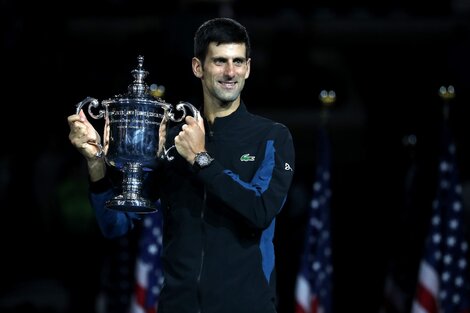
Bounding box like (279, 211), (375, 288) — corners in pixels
(75, 55), (198, 213)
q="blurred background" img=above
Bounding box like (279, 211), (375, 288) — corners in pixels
(1, 0), (470, 313)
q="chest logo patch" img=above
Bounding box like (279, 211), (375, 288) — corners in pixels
(240, 153), (256, 162)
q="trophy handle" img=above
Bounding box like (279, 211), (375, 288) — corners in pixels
(161, 101), (200, 161)
(160, 145), (176, 161)
(75, 96), (105, 119)
(75, 97), (106, 158)
(168, 101), (199, 123)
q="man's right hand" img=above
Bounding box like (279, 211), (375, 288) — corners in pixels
(67, 109), (107, 181)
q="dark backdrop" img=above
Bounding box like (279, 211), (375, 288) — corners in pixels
(1, 1), (470, 313)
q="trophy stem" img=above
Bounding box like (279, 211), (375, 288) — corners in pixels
(106, 162), (157, 213)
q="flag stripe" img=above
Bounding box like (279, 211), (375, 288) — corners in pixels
(295, 275), (311, 311)
(414, 279), (439, 313)
(411, 301), (429, 313)
(416, 261), (439, 299)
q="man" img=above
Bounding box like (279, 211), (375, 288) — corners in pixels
(68, 17), (295, 313)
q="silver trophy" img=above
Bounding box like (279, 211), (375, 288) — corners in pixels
(75, 55), (198, 213)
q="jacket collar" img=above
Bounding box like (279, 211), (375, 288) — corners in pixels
(205, 101), (248, 130)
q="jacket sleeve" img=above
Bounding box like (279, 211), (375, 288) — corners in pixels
(88, 175), (137, 238)
(196, 124), (295, 229)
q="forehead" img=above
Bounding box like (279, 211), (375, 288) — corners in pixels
(207, 42), (247, 59)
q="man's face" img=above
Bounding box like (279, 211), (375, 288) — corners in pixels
(199, 42), (251, 105)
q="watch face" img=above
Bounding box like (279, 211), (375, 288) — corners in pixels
(196, 152), (213, 168)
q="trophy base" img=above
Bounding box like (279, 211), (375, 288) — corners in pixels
(106, 196), (157, 213)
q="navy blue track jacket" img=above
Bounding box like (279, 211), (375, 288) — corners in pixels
(89, 102), (295, 313)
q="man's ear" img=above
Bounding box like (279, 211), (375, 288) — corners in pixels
(192, 57), (203, 78)
(245, 58), (251, 79)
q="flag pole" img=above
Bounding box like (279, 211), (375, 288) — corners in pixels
(318, 90), (336, 127)
(438, 85), (455, 122)
(294, 90), (335, 313)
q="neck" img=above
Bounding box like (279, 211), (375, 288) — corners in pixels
(204, 98), (240, 124)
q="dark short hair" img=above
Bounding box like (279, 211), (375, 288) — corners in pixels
(194, 17), (251, 63)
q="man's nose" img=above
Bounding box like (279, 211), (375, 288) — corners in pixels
(224, 61), (235, 77)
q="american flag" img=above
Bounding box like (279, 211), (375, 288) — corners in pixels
(294, 127), (333, 313)
(411, 123), (470, 313)
(129, 206), (164, 313)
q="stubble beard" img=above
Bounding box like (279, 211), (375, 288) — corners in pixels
(215, 84), (243, 107)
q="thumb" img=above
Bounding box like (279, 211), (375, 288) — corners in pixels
(79, 109), (94, 128)
(196, 111), (205, 134)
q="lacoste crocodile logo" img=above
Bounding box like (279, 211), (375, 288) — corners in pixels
(240, 154), (255, 162)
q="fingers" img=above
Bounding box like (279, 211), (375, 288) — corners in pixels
(175, 114), (206, 162)
(68, 119), (87, 139)
(68, 110), (92, 136)
(67, 113), (81, 127)
(79, 109), (97, 130)
(69, 111), (99, 151)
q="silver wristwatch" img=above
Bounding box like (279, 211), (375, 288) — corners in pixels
(194, 151), (214, 169)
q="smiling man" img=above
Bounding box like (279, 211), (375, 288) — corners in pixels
(67, 17), (295, 313)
